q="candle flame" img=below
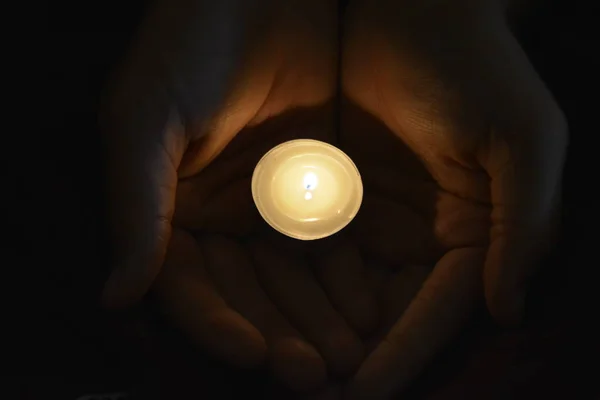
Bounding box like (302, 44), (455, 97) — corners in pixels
(303, 171), (318, 191)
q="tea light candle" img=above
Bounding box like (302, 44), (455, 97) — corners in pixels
(251, 139), (363, 240)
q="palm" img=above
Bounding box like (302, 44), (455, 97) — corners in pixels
(102, 0), (380, 392)
(338, 98), (490, 400)
(337, 74), (495, 400)
(154, 106), (377, 393)
(340, 101), (489, 346)
(336, 1), (566, 397)
(342, 102), (490, 269)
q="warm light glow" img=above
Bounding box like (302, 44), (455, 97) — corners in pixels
(251, 139), (363, 240)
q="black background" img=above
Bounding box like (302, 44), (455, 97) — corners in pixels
(7, 0), (598, 398)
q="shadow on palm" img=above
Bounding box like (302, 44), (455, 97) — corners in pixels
(339, 99), (491, 395)
(152, 105), (379, 393)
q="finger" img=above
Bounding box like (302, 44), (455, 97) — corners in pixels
(100, 0), (269, 308)
(360, 166), (491, 250)
(366, 264), (432, 352)
(174, 113), (335, 232)
(362, 261), (394, 294)
(359, 262), (429, 353)
(251, 240), (364, 377)
(346, 248), (484, 399)
(101, 97), (184, 308)
(199, 234), (327, 391)
(312, 241), (379, 336)
(153, 229), (266, 368)
(482, 110), (567, 325)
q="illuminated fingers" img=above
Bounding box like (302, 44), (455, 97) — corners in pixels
(173, 112), (336, 236)
(312, 241), (379, 336)
(370, 265), (432, 347)
(153, 229), (266, 368)
(346, 248), (484, 399)
(199, 235), (327, 391)
(252, 240), (365, 377)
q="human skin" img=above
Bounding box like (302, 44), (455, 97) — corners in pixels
(339, 0), (567, 397)
(101, 0), (378, 392)
(100, 0), (567, 397)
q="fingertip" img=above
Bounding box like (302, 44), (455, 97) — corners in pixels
(312, 241), (379, 337)
(271, 338), (328, 392)
(101, 225), (173, 310)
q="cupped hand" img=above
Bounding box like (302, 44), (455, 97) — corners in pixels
(101, 0), (378, 391)
(154, 111), (377, 391)
(101, 0), (337, 307)
(339, 0), (568, 398)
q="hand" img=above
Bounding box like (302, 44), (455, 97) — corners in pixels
(100, 0), (377, 391)
(154, 114), (376, 391)
(101, 0), (337, 306)
(340, 0), (567, 397)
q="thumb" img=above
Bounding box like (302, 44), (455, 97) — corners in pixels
(97, 0), (276, 309)
(482, 110), (567, 326)
(100, 70), (187, 308)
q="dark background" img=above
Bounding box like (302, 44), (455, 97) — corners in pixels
(7, 0), (597, 398)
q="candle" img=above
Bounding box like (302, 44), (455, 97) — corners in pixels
(251, 139), (363, 240)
